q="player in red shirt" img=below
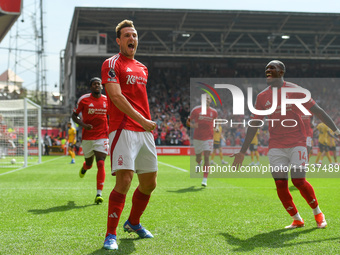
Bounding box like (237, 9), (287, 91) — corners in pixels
(232, 60), (340, 229)
(187, 94), (218, 187)
(101, 20), (157, 250)
(72, 77), (109, 204)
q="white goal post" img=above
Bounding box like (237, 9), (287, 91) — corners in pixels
(0, 98), (42, 168)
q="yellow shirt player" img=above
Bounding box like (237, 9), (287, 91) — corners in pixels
(210, 125), (228, 165)
(249, 129), (260, 166)
(315, 122), (333, 165)
(67, 122), (77, 164)
(327, 130), (338, 164)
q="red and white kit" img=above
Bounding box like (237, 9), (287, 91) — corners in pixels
(251, 81), (315, 177)
(251, 82), (315, 149)
(73, 93), (109, 157)
(101, 53), (157, 173)
(190, 105), (217, 154)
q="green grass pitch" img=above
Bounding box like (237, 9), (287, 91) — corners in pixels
(0, 155), (339, 254)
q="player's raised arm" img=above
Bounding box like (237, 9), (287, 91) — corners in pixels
(105, 81), (156, 132)
(231, 123), (261, 170)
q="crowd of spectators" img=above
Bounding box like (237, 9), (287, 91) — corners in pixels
(74, 60), (340, 148)
(147, 67), (190, 146)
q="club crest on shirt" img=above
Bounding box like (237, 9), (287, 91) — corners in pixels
(103, 102), (106, 108)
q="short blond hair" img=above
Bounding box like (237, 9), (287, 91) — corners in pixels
(116, 19), (135, 38)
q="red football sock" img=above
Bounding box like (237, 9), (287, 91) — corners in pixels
(292, 178), (319, 209)
(96, 160), (105, 191)
(275, 179), (298, 216)
(106, 190), (126, 236)
(128, 188), (150, 226)
(83, 161), (92, 170)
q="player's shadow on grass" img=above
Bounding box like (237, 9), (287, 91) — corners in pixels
(28, 201), (95, 214)
(88, 238), (137, 255)
(167, 186), (205, 193)
(289, 185), (298, 192)
(220, 228), (339, 252)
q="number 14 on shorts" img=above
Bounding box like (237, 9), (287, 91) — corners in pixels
(298, 150), (307, 161)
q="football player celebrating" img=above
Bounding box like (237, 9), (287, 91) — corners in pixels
(101, 20), (157, 250)
(72, 77), (109, 204)
(232, 60), (340, 229)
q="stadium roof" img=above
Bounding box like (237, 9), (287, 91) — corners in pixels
(68, 7), (340, 59)
(0, 0), (22, 43)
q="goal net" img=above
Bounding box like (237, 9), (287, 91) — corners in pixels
(0, 98), (42, 168)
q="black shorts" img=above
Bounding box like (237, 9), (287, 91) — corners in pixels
(213, 143), (221, 149)
(318, 143), (328, 152)
(329, 146), (336, 152)
(68, 143), (76, 149)
(249, 144), (258, 151)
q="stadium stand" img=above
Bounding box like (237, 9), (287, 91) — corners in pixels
(62, 8), (340, 146)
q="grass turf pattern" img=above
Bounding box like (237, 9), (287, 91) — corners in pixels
(0, 155), (339, 254)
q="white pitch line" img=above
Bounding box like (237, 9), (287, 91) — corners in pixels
(0, 156), (65, 176)
(158, 161), (188, 172)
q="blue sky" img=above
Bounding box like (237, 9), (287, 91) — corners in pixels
(1, 0), (340, 92)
